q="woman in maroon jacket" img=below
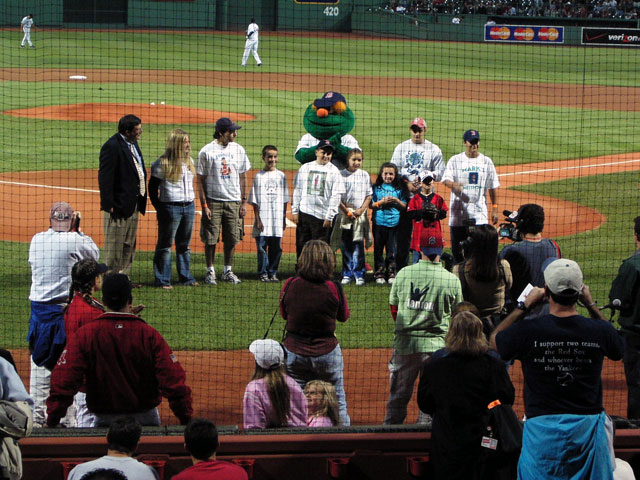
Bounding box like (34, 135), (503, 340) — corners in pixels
(280, 240), (351, 426)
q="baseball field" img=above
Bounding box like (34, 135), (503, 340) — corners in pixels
(0, 23), (638, 425)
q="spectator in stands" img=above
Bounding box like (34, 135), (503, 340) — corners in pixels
(46, 274), (193, 427)
(280, 240), (351, 426)
(243, 339), (307, 429)
(384, 228), (462, 425)
(67, 417), (158, 480)
(417, 311), (515, 479)
(79, 470), (127, 480)
(304, 380), (340, 427)
(499, 204), (561, 312)
(491, 259), (624, 478)
(0, 355), (33, 480)
(172, 418), (248, 480)
(65, 259), (108, 427)
(609, 215), (640, 419)
(28, 201), (99, 427)
(453, 225), (512, 338)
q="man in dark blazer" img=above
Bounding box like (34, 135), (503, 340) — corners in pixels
(98, 114), (147, 280)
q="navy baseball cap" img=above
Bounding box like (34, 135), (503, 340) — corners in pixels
(313, 92), (346, 109)
(316, 139), (334, 151)
(463, 130), (480, 143)
(215, 117), (241, 132)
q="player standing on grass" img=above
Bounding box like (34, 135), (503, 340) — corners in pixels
(241, 18), (262, 67)
(20, 14), (34, 48)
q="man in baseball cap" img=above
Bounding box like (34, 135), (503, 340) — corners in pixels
(197, 116), (251, 285)
(491, 259), (623, 478)
(28, 201), (100, 426)
(385, 223), (461, 425)
(390, 116), (444, 270)
(442, 128), (500, 263)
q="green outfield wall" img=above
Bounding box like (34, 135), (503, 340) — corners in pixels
(1, 0), (637, 45)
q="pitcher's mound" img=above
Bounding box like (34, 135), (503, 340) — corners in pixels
(3, 103), (256, 124)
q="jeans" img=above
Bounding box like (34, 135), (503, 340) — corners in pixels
(341, 229), (365, 279)
(373, 223), (397, 273)
(153, 202), (196, 286)
(384, 351), (432, 425)
(284, 344), (350, 426)
(395, 209), (413, 270)
(256, 236), (282, 277)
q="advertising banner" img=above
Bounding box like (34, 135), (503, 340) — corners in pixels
(484, 25), (564, 44)
(582, 28), (640, 46)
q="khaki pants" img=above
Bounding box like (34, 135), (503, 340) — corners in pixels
(103, 209), (139, 275)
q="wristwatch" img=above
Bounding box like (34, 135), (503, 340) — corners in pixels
(516, 301), (530, 313)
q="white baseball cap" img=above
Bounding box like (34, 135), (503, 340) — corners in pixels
(249, 339), (284, 370)
(543, 258), (583, 297)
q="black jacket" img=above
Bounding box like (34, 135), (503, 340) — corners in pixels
(98, 133), (147, 218)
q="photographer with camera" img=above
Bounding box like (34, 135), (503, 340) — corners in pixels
(609, 215), (640, 419)
(28, 202), (99, 427)
(406, 171), (448, 265)
(442, 129), (500, 263)
(499, 204), (561, 309)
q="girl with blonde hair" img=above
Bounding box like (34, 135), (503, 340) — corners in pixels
(304, 380), (340, 427)
(149, 129), (198, 289)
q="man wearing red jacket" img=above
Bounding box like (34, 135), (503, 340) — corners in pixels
(46, 274), (193, 427)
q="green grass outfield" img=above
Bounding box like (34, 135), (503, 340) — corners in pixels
(0, 29), (638, 351)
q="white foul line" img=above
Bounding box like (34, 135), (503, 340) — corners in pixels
(498, 158), (640, 177)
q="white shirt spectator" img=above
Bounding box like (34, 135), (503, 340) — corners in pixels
(292, 161), (345, 222)
(28, 230), (99, 303)
(390, 138), (444, 183)
(68, 456), (159, 480)
(150, 159), (195, 203)
(442, 152), (500, 227)
(248, 169), (289, 237)
(341, 168), (372, 209)
(197, 140), (251, 202)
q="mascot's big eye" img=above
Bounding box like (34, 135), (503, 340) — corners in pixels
(316, 108), (329, 118)
(333, 101), (347, 114)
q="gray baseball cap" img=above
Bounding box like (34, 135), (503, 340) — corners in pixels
(543, 258), (583, 296)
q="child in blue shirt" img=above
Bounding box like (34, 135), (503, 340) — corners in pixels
(371, 162), (408, 284)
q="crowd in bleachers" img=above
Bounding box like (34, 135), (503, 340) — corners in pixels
(384, 0), (639, 19)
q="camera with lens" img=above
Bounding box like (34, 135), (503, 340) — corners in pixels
(498, 210), (522, 242)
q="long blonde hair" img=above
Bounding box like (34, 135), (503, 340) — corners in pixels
(304, 380), (340, 426)
(159, 129), (195, 182)
(444, 311), (489, 355)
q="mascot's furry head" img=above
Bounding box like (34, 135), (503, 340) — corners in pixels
(303, 91), (355, 141)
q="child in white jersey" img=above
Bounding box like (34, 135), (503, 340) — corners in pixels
(248, 145), (289, 282)
(335, 149), (372, 286)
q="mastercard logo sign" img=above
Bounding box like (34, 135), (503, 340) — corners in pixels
(514, 27), (535, 41)
(489, 27), (511, 40)
(538, 27), (560, 41)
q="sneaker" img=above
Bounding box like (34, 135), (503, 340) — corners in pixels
(365, 262), (374, 274)
(387, 273), (396, 285)
(268, 274), (279, 282)
(341, 276), (352, 285)
(355, 277), (365, 286)
(376, 277), (386, 285)
(20, 45), (24, 48)
(259, 274), (269, 282)
(222, 270), (241, 284)
(204, 270), (217, 285)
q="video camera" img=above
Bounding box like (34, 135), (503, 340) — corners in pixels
(498, 210), (522, 242)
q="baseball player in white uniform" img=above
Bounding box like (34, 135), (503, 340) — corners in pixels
(241, 18), (262, 67)
(442, 129), (500, 263)
(21, 14), (34, 48)
(390, 117), (445, 269)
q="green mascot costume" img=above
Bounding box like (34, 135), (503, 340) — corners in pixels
(295, 91), (359, 169)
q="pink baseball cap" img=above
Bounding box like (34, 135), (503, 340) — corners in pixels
(411, 117), (427, 130)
